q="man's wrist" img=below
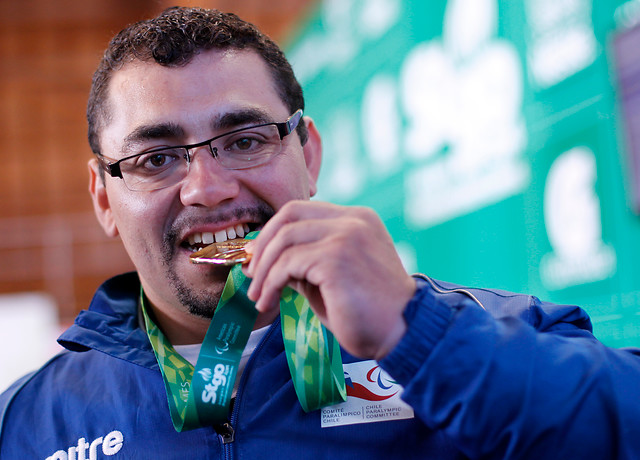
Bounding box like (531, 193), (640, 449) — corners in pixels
(378, 278), (454, 385)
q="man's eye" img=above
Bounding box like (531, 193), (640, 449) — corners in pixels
(148, 153), (170, 167)
(233, 137), (258, 150)
(125, 150), (183, 176)
(225, 134), (270, 154)
(138, 150), (181, 169)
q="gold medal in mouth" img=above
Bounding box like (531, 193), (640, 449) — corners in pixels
(189, 238), (251, 266)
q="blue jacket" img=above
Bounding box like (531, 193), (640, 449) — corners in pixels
(1, 272), (639, 459)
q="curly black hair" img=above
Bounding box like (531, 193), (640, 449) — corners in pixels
(87, 6), (306, 156)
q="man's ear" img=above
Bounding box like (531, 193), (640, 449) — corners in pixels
(88, 158), (119, 237)
(301, 117), (322, 198)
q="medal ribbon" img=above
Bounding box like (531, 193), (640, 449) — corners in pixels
(142, 232), (346, 432)
(279, 286), (346, 412)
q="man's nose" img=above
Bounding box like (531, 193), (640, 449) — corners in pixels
(179, 147), (240, 207)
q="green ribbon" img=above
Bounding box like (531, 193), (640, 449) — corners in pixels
(142, 232), (346, 432)
(142, 262), (256, 431)
(280, 286), (346, 412)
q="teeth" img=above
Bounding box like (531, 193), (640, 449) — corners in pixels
(188, 224), (251, 249)
(214, 230), (228, 243)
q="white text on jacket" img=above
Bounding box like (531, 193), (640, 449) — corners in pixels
(45, 430), (123, 460)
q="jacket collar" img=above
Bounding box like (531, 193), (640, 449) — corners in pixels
(57, 272), (159, 370)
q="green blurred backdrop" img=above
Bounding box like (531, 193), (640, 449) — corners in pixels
(287, 0), (640, 347)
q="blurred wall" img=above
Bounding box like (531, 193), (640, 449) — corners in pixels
(0, 0), (317, 326)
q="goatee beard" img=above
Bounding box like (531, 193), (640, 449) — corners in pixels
(167, 270), (222, 319)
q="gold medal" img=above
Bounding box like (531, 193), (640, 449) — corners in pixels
(189, 238), (251, 266)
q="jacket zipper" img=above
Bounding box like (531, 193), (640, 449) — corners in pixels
(221, 318), (281, 459)
(217, 422), (235, 444)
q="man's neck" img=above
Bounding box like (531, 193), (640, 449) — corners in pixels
(146, 299), (279, 345)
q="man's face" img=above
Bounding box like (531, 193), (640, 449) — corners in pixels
(89, 48), (321, 319)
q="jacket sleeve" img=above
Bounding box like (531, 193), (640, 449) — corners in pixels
(378, 276), (640, 459)
(0, 372), (35, 445)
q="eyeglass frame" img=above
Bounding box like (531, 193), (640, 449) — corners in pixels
(95, 109), (304, 189)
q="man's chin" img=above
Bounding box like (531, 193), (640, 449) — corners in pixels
(166, 265), (228, 319)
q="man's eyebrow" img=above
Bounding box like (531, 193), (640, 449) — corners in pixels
(120, 109), (277, 154)
(122, 123), (185, 154)
(212, 108), (275, 132)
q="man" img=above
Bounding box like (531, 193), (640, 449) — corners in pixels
(1, 7), (639, 459)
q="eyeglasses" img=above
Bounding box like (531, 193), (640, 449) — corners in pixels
(96, 109), (303, 192)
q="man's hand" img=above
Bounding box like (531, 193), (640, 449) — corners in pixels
(244, 201), (416, 360)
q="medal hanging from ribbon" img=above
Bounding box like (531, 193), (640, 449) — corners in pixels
(142, 232), (346, 432)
